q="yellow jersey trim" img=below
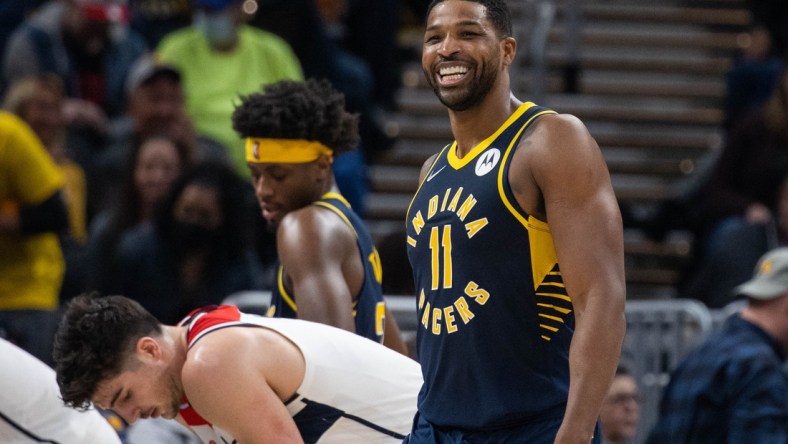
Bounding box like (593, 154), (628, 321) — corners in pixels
(446, 102), (536, 170)
(321, 192), (351, 208)
(314, 201), (358, 238)
(496, 109), (558, 230)
(492, 107), (560, 297)
(277, 267), (297, 312)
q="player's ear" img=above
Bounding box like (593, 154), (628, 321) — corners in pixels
(501, 36), (516, 66)
(315, 154), (333, 178)
(136, 337), (162, 360)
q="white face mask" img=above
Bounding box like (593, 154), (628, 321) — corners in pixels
(194, 10), (237, 48)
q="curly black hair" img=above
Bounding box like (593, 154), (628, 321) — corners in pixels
(231, 78), (360, 155)
(426, 0), (513, 38)
(53, 293), (162, 410)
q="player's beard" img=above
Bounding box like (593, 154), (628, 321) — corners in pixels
(427, 51), (500, 112)
(163, 372), (183, 419)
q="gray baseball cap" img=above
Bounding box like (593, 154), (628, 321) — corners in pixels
(733, 247), (788, 300)
(125, 54), (181, 96)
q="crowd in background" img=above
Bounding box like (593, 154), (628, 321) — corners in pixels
(0, 1), (786, 443)
(0, 2), (427, 440)
(625, 0), (788, 309)
(0, 0), (431, 367)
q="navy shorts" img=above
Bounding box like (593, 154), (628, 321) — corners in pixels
(403, 411), (601, 444)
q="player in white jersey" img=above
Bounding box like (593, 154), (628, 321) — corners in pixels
(53, 294), (421, 443)
(0, 338), (122, 444)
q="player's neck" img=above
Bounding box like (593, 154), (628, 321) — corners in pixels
(162, 326), (190, 367)
(449, 91), (522, 157)
(319, 180), (340, 198)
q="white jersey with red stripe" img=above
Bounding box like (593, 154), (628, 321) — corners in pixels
(0, 338), (122, 444)
(177, 305), (421, 444)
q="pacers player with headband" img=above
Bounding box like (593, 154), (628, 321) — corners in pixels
(232, 79), (407, 354)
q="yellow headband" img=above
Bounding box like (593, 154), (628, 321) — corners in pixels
(245, 138), (333, 163)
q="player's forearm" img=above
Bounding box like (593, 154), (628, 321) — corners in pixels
(556, 293), (625, 444)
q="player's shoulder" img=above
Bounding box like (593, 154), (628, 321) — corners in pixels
(520, 111), (596, 153)
(184, 326), (255, 377)
(529, 112), (588, 138)
(508, 112), (601, 183)
(280, 201), (353, 240)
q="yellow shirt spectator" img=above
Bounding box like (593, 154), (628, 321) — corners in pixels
(0, 112), (65, 310)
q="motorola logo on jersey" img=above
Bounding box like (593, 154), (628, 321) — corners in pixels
(475, 148), (500, 176)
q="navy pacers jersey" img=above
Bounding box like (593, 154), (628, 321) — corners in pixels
(267, 193), (387, 344)
(405, 102), (574, 430)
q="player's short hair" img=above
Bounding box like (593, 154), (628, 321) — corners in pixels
(53, 293), (162, 410)
(426, 0), (513, 38)
(231, 78), (360, 156)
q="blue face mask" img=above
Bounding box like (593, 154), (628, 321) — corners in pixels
(194, 10), (237, 48)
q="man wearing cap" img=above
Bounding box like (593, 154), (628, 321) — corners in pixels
(232, 79), (408, 355)
(647, 247), (788, 443)
(121, 54), (227, 162)
(93, 54), (228, 217)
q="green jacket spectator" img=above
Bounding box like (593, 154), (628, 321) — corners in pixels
(156, 0), (302, 177)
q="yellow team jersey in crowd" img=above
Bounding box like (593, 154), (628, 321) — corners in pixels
(0, 112), (65, 310)
(59, 160), (87, 245)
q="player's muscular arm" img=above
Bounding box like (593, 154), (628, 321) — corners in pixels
(182, 331), (304, 444)
(277, 207), (356, 332)
(511, 114), (626, 444)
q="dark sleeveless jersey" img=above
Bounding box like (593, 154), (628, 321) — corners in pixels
(267, 192), (387, 344)
(405, 102), (575, 430)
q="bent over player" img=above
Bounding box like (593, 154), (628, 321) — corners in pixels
(53, 294), (422, 443)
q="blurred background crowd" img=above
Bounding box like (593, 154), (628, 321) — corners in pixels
(1, 0), (787, 443)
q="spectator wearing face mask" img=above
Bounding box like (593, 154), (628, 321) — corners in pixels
(113, 161), (265, 324)
(154, 0), (303, 179)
